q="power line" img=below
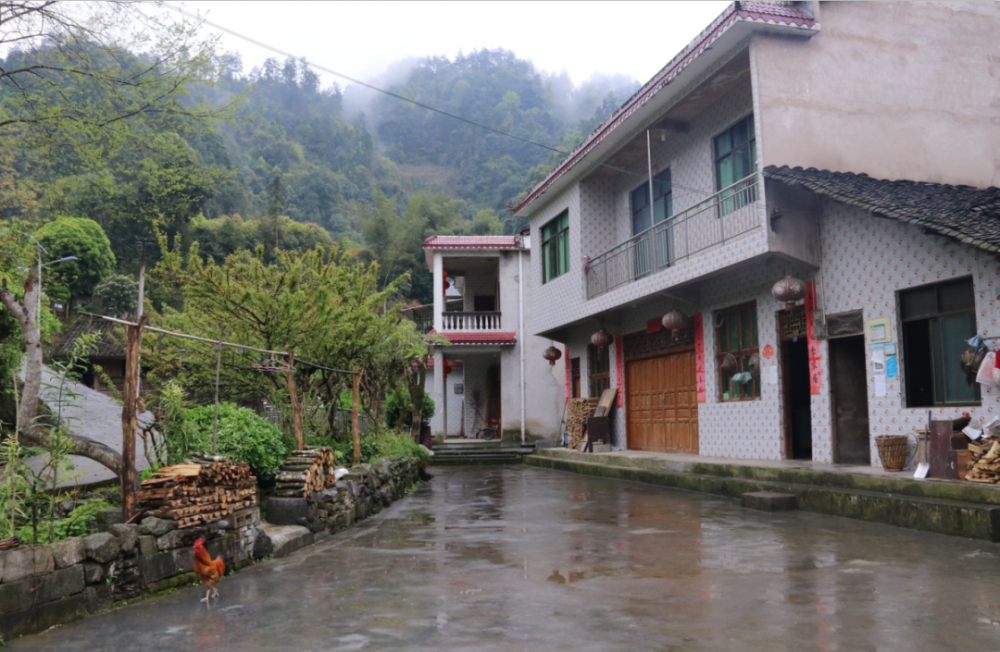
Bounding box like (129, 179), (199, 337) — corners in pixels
(160, 3), (716, 200)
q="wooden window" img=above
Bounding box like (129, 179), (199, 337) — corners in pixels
(900, 277), (979, 407)
(570, 358), (581, 398)
(714, 115), (757, 215)
(715, 302), (760, 401)
(541, 211), (569, 283)
(588, 345), (610, 397)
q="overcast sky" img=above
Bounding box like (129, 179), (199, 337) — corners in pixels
(181, 1), (731, 88)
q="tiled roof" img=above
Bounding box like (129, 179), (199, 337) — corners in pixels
(511, 1), (817, 215)
(422, 235), (518, 250)
(54, 317), (125, 359)
(765, 165), (1000, 253)
(428, 330), (517, 345)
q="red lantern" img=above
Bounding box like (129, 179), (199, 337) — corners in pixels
(442, 270), (449, 296)
(771, 276), (807, 310)
(543, 345), (562, 366)
(591, 329), (613, 349)
(661, 310), (690, 339)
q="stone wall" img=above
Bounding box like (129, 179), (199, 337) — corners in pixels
(0, 455), (422, 641)
(265, 457), (421, 533)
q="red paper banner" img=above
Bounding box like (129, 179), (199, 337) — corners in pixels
(565, 346), (571, 400)
(615, 335), (624, 408)
(694, 313), (706, 403)
(805, 280), (823, 395)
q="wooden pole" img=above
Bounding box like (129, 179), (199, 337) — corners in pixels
(121, 314), (146, 521)
(212, 339), (222, 454)
(287, 350), (304, 450)
(352, 368), (362, 465)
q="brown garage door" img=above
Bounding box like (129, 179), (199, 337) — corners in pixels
(626, 350), (699, 453)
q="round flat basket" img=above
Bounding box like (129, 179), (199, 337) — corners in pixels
(875, 435), (909, 472)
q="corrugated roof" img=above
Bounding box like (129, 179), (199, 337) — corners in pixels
(511, 1), (816, 215)
(54, 318), (125, 359)
(422, 236), (519, 250)
(765, 165), (1000, 252)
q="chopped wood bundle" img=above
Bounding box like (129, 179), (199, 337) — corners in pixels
(0, 536), (21, 551)
(273, 448), (340, 497)
(964, 435), (1000, 483)
(566, 398), (600, 450)
(139, 458), (257, 528)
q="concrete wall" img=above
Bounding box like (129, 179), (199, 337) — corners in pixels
(425, 368), (464, 437)
(755, 1), (1000, 188)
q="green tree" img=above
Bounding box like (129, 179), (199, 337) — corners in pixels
(35, 216), (115, 305)
(93, 273), (138, 316)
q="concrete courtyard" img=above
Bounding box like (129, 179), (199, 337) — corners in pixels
(9, 465), (1000, 651)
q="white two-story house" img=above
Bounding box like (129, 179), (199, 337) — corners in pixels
(513, 1), (1000, 465)
(422, 235), (565, 442)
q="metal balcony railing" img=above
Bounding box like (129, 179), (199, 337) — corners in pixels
(441, 311), (502, 331)
(585, 173), (763, 299)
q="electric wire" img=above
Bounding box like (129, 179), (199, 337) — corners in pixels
(160, 2), (717, 201)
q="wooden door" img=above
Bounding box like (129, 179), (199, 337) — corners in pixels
(830, 335), (871, 464)
(626, 350), (699, 453)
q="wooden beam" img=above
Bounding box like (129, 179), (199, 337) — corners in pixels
(121, 314), (146, 521)
(287, 350), (304, 450)
(352, 368), (362, 465)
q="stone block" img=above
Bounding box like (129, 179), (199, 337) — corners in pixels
(138, 551), (178, 585)
(138, 535), (157, 557)
(84, 583), (113, 614)
(49, 538), (87, 569)
(36, 565), (85, 604)
(741, 491), (799, 512)
(253, 529), (273, 560)
(81, 561), (104, 584)
(95, 508), (123, 533)
(108, 523), (138, 553)
(265, 496), (310, 527)
(139, 516), (177, 537)
(173, 548), (195, 573)
(0, 605), (37, 639)
(378, 486), (393, 507)
(1, 545), (55, 582)
(83, 532), (120, 563)
(36, 593), (88, 631)
(0, 578), (31, 615)
(258, 523), (312, 558)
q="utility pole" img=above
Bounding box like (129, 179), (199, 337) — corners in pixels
(352, 368), (362, 465)
(121, 315), (147, 520)
(135, 241), (146, 401)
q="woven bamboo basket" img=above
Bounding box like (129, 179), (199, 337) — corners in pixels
(875, 435), (910, 472)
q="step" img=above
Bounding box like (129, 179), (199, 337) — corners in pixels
(526, 452), (1000, 542)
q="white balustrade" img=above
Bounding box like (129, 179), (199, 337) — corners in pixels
(441, 311), (502, 331)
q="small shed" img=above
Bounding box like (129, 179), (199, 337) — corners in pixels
(54, 318), (129, 397)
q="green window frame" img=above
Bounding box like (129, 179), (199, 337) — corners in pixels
(900, 277), (980, 407)
(714, 115), (757, 215)
(631, 169), (673, 236)
(716, 302), (760, 401)
(541, 211), (569, 283)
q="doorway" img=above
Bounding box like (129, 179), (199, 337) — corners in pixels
(782, 338), (812, 460)
(829, 335), (871, 464)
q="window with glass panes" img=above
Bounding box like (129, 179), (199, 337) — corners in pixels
(541, 211), (569, 283)
(714, 115), (757, 215)
(716, 302), (760, 401)
(588, 345), (610, 397)
(900, 277), (980, 407)
(631, 170), (673, 235)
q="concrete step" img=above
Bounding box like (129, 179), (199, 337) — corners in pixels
(527, 450), (1000, 542)
(430, 452), (524, 466)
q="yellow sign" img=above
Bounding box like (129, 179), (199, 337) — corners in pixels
(865, 317), (892, 344)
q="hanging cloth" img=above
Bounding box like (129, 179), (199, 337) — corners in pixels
(978, 352), (998, 387)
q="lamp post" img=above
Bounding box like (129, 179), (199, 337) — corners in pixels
(37, 249), (78, 320)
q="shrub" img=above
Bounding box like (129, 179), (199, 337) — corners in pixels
(367, 428), (431, 466)
(184, 403), (292, 480)
(16, 498), (113, 544)
(384, 388), (434, 428)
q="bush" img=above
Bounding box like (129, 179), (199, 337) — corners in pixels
(368, 428), (431, 466)
(184, 403), (292, 481)
(384, 388), (434, 429)
(16, 498), (113, 544)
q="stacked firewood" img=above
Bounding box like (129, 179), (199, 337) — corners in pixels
(965, 435), (1000, 483)
(566, 398), (600, 450)
(139, 457), (257, 528)
(274, 448), (339, 498)
(0, 536), (21, 551)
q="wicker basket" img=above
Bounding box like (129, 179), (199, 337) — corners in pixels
(875, 435), (910, 472)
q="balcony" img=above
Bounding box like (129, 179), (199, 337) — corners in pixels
(585, 173), (763, 299)
(441, 311), (502, 332)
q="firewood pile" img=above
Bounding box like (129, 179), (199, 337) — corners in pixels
(139, 456), (257, 528)
(965, 435), (1000, 483)
(566, 398), (600, 450)
(274, 448), (340, 498)
(0, 536), (21, 551)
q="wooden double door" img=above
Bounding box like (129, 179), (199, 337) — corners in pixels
(625, 350), (699, 453)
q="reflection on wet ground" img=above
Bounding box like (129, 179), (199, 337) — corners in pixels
(11, 466), (1000, 651)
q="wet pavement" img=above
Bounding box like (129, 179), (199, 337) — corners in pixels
(10, 465), (1000, 651)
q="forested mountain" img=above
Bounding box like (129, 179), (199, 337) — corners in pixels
(1, 42), (637, 304)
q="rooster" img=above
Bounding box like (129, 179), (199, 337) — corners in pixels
(193, 538), (225, 603)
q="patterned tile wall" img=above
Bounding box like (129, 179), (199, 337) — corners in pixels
(816, 199), (1000, 467)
